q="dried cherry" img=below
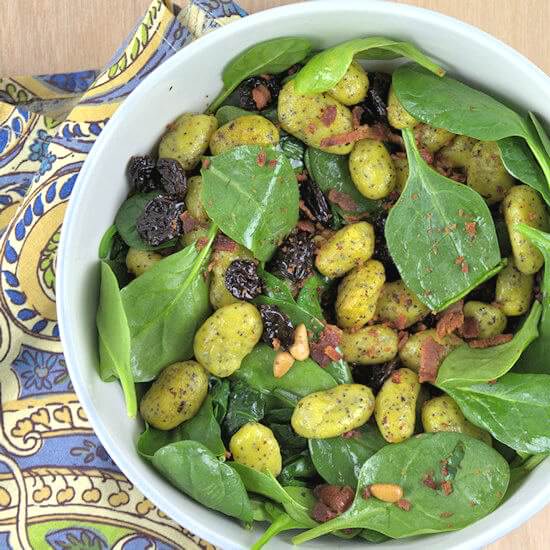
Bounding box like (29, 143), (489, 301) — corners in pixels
(371, 214), (400, 281)
(268, 230), (314, 283)
(225, 259), (263, 301)
(128, 155), (157, 192)
(156, 158), (187, 198)
(136, 196), (185, 246)
(259, 305), (294, 349)
(300, 178), (332, 226)
(358, 72), (391, 125)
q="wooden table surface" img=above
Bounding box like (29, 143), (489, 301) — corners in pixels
(0, 1), (548, 549)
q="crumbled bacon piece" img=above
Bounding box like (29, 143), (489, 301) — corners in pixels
(391, 370), (402, 384)
(310, 324), (343, 367)
(351, 106), (364, 129)
(180, 211), (205, 234)
(325, 346), (342, 362)
(422, 473), (437, 490)
(319, 123), (389, 148)
(307, 123), (317, 134)
(297, 220), (316, 233)
(320, 105), (337, 127)
(469, 334), (513, 348)
(396, 498), (412, 511)
(251, 84), (271, 110)
(256, 151), (267, 167)
(327, 189), (360, 212)
(419, 337), (447, 383)
(461, 261), (469, 273)
(420, 147), (434, 164)
(397, 330), (409, 351)
(296, 171), (308, 182)
(436, 300), (464, 338)
(459, 316), (480, 339)
(440, 481), (453, 496)
(195, 237), (209, 251)
(440, 511), (454, 518)
(392, 314), (408, 331)
(465, 221), (477, 237)
(362, 486), (372, 500)
(214, 235), (238, 252)
(202, 158), (210, 169)
(269, 159), (278, 169)
(342, 430), (361, 439)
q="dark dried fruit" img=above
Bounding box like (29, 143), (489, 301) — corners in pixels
(128, 155), (157, 192)
(225, 259), (263, 301)
(371, 214), (400, 281)
(353, 359), (398, 393)
(136, 196), (185, 246)
(259, 305), (294, 349)
(300, 178), (332, 226)
(156, 158), (187, 197)
(268, 231), (314, 283)
(238, 76), (281, 111)
(357, 72), (391, 125)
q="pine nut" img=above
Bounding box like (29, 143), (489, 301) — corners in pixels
(273, 351), (295, 378)
(369, 483), (403, 503)
(289, 323), (310, 361)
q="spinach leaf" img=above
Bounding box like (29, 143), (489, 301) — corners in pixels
(208, 37), (313, 113)
(385, 129), (502, 311)
(252, 502), (307, 550)
(96, 261), (136, 416)
(98, 224), (118, 259)
(515, 225), (550, 374)
(233, 344), (337, 399)
(498, 137), (550, 205)
(309, 424), (387, 487)
(360, 529), (390, 543)
(98, 226), (130, 287)
(115, 191), (176, 250)
(279, 453), (316, 486)
(304, 147), (381, 216)
(152, 441), (253, 522)
(294, 37), (443, 95)
(209, 377), (230, 424)
(215, 105), (251, 126)
(293, 432), (509, 543)
(436, 301), (542, 387)
(443, 374), (550, 453)
(137, 396), (225, 459)
(508, 453), (548, 494)
(530, 112), (550, 158)
(224, 380), (267, 435)
(201, 146), (299, 261)
(270, 424), (307, 458)
(121, 225), (216, 381)
(393, 64), (529, 141)
(278, 134), (305, 171)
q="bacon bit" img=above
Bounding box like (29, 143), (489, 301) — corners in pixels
(214, 234), (238, 252)
(202, 158), (210, 169)
(297, 220), (316, 233)
(391, 370), (402, 384)
(251, 84), (271, 110)
(224, 450), (232, 460)
(419, 337), (447, 384)
(180, 211), (205, 234)
(268, 159), (278, 169)
(469, 334), (513, 348)
(310, 324), (343, 367)
(397, 330), (409, 351)
(299, 199), (316, 221)
(195, 237), (209, 251)
(320, 123), (389, 148)
(465, 221), (477, 237)
(342, 430), (361, 439)
(420, 147), (434, 164)
(411, 193), (419, 201)
(314, 485), (355, 514)
(327, 188), (360, 212)
(362, 486), (372, 500)
(351, 106), (364, 129)
(311, 501), (338, 523)
(440, 460), (449, 478)
(256, 151), (267, 167)
(391, 314), (408, 331)
(320, 105), (337, 127)
(396, 498), (412, 511)
(440, 481), (453, 496)
(342, 211), (371, 223)
(440, 511), (454, 518)
(422, 473), (437, 490)
(436, 300), (464, 338)
(307, 122), (317, 134)
(487, 379), (497, 385)
(296, 171), (308, 182)
(459, 316), (480, 339)
(461, 261), (469, 273)
(528, 211), (537, 221)
(324, 345), (342, 362)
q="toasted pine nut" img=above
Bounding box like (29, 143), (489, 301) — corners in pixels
(289, 323), (310, 361)
(369, 483), (403, 503)
(273, 351), (295, 378)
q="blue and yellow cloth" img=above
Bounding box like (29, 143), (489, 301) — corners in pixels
(0, 2), (247, 548)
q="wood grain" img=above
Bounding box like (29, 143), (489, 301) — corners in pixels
(0, 1), (548, 548)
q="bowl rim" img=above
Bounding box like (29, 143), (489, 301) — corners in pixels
(57, 1), (550, 548)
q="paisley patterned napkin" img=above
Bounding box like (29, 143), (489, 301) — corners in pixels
(0, 1), (246, 548)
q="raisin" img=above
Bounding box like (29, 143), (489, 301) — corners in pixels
(259, 305), (294, 349)
(358, 72), (391, 125)
(371, 214), (400, 281)
(136, 196), (185, 246)
(353, 359), (397, 393)
(225, 259), (263, 300)
(300, 178), (332, 226)
(268, 230), (314, 283)
(156, 158), (187, 198)
(128, 155), (157, 192)
(238, 76), (281, 111)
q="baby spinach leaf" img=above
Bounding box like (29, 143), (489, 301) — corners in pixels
(360, 529), (390, 543)
(208, 37), (313, 112)
(279, 453), (316, 486)
(98, 226), (130, 287)
(324, 358), (353, 385)
(498, 137), (550, 205)
(233, 344), (337, 399)
(215, 105), (251, 126)
(201, 146), (299, 261)
(137, 396), (225, 459)
(443, 374), (550, 453)
(304, 147), (381, 216)
(392, 64), (530, 141)
(115, 191), (176, 250)
(293, 433), (509, 543)
(508, 453), (548, 494)
(278, 134), (305, 171)
(385, 129), (502, 311)
(209, 377), (230, 424)
(294, 37), (443, 95)
(436, 301), (542, 387)
(121, 225), (216, 381)
(271, 425), (308, 459)
(224, 380), (267, 435)
(530, 112), (550, 158)
(96, 261), (136, 417)
(251, 503), (306, 550)
(152, 441), (253, 523)
(98, 224), (117, 259)
(515, 225), (550, 374)
(309, 424), (387, 487)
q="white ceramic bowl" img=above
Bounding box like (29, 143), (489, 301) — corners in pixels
(57, 1), (550, 548)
